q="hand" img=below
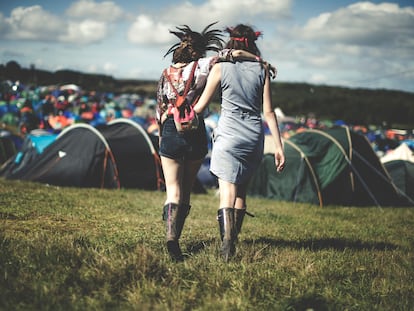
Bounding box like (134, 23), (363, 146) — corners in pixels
(170, 105), (188, 118)
(267, 63), (277, 79)
(274, 151), (285, 173)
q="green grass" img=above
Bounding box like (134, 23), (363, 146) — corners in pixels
(1, 178), (413, 311)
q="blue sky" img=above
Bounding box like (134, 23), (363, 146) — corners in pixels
(0, 0), (413, 92)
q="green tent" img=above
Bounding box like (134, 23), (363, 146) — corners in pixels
(0, 136), (16, 164)
(248, 127), (411, 207)
(383, 160), (414, 203)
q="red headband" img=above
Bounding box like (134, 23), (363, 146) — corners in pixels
(254, 31), (262, 38)
(231, 36), (249, 47)
(230, 31), (262, 47)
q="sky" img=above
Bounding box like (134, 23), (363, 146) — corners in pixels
(0, 0), (413, 93)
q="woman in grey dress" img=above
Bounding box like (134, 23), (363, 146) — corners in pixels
(157, 23), (272, 262)
(193, 24), (285, 261)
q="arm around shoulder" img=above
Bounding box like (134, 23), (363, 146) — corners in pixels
(193, 63), (222, 114)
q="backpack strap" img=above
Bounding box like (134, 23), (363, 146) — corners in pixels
(163, 61), (198, 108)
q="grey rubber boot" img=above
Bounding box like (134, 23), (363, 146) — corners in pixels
(234, 208), (246, 241)
(217, 207), (235, 262)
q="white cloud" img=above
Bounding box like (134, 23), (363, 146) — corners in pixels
(86, 63), (98, 73)
(306, 54), (338, 67)
(127, 0), (292, 46)
(299, 2), (414, 48)
(65, 0), (126, 22)
(103, 62), (118, 74)
(188, 0), (291, 24)
(3, 6), (64, 41)
(0, 1), (125, 45)
(309, 73), (328, 84)
(0, 13), (12, 36)
(128, 15), (172, 45)
(273, 2), (414, 90)
(62, 20), (108, 44)
(0, 0), (413, 92)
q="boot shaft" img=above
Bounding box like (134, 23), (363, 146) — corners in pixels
(217, 207), (235, 241)
(163, 203), (191, 262)
(163, 203), (191, 241)
(163, 203), (179, 241)
(234, 208), (246, 237)
(217, 207), (236, 261)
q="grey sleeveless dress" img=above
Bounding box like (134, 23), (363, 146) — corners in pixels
(210, 61), (266, 184)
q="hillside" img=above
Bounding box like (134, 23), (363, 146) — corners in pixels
(273, 82), (414, 128)
(2, 60), (414, 128)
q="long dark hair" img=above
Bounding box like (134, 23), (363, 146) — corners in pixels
(164, 22), (224, 63)
(225, 24), (262, 57)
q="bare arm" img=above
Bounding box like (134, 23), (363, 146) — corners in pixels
(193, 63), (222, 114)
(231, 49), (257, 59)
(221, 50), (277, 79)
(262, 68), (285, 172)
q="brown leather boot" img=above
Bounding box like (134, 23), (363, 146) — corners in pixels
(162, 203), (191, 262)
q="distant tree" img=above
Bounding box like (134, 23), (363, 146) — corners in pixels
(6, 61), (22, 81)
(0, 64), (5, 77)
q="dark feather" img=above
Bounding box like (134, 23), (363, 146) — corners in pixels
(164, 22), (224, 58)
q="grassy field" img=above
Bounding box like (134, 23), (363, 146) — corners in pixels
(1, 178), (413, 311)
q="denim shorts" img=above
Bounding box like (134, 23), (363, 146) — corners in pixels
(159, 116), (208, 160)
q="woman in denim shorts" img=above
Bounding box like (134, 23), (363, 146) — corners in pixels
(157, 23), (264, 262)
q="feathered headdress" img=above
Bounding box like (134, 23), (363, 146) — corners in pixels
(163, 22), (224, 58)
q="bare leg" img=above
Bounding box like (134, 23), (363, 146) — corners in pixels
(161, 156), (183, 205)
(161, 156), (185, 261)
(235, 181), (249, 209)
(218, 179), (237, 208)
(181, 158), (203, 205)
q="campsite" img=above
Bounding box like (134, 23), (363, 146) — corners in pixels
(1, 75), (413, 206)
(1, 73), (414, 309)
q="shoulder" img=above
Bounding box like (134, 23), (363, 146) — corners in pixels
(197, 57), (215, 70)
(210, 63), (222, 78)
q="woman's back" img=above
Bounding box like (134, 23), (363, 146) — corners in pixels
(220, 61), (265, 115)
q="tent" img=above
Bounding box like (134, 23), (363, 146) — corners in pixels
(1, 118), (209, 192)
(97, 118), (163, 190)
(1, 124), (119, 189)
(383, 160), (414, 202)
(380, 143), (414, 163)
(98, 118), (209, 193)
(0, 129), (57, 177)
(380, 142), (414, 202)
(0, 130), (23, 165)
(248, 127), (411, 207)
(0, 136), (16, 164)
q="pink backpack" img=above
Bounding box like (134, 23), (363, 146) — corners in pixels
(163, 61), (199, 132)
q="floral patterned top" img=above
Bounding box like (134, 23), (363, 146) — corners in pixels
(156, 50), (233, 127)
